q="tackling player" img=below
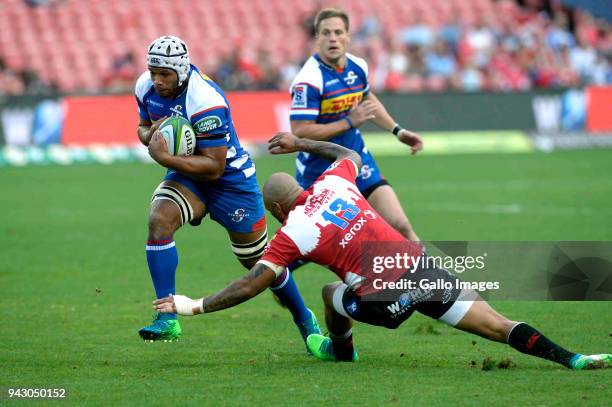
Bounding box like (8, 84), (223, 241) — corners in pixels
(154, 133), (610, 370)
(135, 36), (320, 347)
(289, 8), (423, 245)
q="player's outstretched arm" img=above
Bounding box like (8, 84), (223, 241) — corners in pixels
(364, 92), (423, 155)
(148, 131), (226, 181)
(153, 263), (277, 316)
(268, 132), (362, 169)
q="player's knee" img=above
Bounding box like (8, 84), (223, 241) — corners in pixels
(239, 257), (258, 270)
(148, 209), (180, 239)
(322, 282), (342, 307)
(386, 216), (413, 239)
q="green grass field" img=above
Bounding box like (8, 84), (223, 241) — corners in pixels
(1, 149), (611, 405)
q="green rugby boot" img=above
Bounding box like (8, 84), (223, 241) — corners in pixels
(138, 313), (181, 341)
(306, 334), (358, 362)
(570, 354), (612, 370)
(296, 309), (322, 354)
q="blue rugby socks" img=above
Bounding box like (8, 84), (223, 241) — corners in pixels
(146, 237), (178, 319)
(270, 268), (310, 323)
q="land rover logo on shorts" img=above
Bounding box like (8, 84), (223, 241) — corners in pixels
(194, 116), (222, 133)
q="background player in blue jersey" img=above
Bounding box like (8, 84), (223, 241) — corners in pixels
(135, 36), (320, 345)
(289, 8), (423, 243)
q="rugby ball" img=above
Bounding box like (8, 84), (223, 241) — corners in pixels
(158, 116), (196, 156)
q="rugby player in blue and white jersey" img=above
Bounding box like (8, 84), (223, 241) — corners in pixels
(289, 8), (423, 244)
(135, 36), (320, 345)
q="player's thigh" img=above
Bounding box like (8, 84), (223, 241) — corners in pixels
(149, 180), (207, 237)
(338, 286), (414, 329)
(206, 182), (268, 269)
(454, 298), (517, 343)
(367, 185), (410, 227)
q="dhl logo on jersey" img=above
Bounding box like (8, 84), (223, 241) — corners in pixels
(320, 91), (364, 115)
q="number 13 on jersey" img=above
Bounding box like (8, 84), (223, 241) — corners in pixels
(321, 198), (361, 229)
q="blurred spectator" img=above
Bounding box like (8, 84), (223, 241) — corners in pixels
(425, 40), (457, 79)
(570, 36), (598, 83)
(0, 57), (25, 96)
(20, 69), (49, 94)
(453, 62), (485, 92)
(439, 13), (463, 54)
(254, 48), (280, 90)
(546, 14), (576, 51)
(102, 49), (138, 91)
(465, 16), (497, 68)
(399, 11), (434, 48)
(353, 15), (381, 44)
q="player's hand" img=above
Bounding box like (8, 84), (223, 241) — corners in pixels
(397, 129), (424, 155)
(154, 294), (203, 316)
(148, 130), (171, 165)
(268, 132), (301, 154)
(347, 100), (377, 127)
(146, 116), (168, 143)
(153, 295), (177, 314)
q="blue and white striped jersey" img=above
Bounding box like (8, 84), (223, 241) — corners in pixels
(135, 65), (255, 184)
(289, 53), (370, 186)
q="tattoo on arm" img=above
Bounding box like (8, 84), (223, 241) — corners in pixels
(297, 138), (362, 169)
(298, 138), (353, 162)
(201, 263), (275, 313)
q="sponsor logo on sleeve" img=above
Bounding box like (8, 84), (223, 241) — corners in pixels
(194, 116), (222, 134)
(292, 84), (308, 108)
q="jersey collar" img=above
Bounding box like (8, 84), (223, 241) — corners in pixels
(314, 53), (346, 73)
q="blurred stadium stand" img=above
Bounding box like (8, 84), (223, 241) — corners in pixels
(0, 0), (609, 95)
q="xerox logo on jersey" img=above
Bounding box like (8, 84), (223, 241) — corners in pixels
(304, 188), (334, 217)
(338, 215), (367, 248)
(292, 84), (308, 108)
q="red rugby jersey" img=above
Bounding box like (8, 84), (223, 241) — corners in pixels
(260, 159), (423, 295)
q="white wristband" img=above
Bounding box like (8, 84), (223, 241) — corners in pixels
(173, 294), (203, 316)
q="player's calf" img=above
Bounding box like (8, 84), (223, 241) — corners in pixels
(322, 282), (356, 361)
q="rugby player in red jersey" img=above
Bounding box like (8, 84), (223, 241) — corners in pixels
(153, 133), (610, 370)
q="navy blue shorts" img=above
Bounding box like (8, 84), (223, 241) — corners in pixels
(339, 267), (474, 329)
(164, 171), (266, 234)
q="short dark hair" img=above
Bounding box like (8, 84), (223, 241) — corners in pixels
(314, 8), (350, 34)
